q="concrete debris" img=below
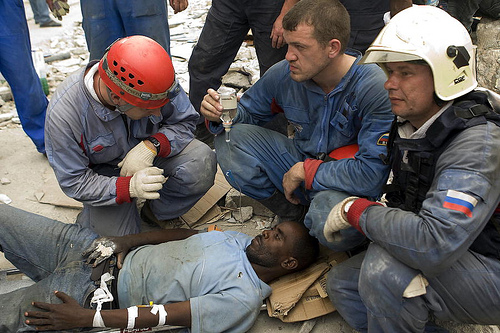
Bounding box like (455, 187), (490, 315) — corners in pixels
(232, 206), (253, 222)
(0, 178), (11, 185)
(0, 194), (12, 204)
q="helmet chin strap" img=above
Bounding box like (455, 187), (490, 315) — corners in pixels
(104, 84), (135, 114)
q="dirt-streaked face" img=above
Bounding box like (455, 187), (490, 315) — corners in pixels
(283, 23), (331, 83)
(383, 62), (441, 128)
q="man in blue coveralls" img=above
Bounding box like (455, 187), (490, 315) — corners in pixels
(200, 0), (394, 253)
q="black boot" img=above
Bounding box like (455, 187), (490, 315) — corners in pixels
(258, 190), (308, 223)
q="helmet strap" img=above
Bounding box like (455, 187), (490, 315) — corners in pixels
(104, 85), (135, 114)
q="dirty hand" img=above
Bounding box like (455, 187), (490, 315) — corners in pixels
(129, 167), (166, 200)
(118, 141), (157, 177)
(200, 88), (224, 123)
(82, 236), (131, 269)
(283, 162), (305, 205)
(169, 0), (188, 14)
(25, 291), (90, 330)
(323, 196), (358, 242)
(46, 0), (70, 21)
(270, 15), (286, 49)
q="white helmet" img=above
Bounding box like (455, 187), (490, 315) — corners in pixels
(361, 5), (477, 101)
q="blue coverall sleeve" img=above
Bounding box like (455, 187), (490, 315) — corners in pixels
(359, 123), (500, 277)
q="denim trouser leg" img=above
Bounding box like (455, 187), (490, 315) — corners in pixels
(0, 2), (48, 153)
(28, 0), (52, 24)
(81, 0), (170, 61)
(150, 139), (217, 220)
(0, 205), (98, 332)
(328, 242), (500, 332)
(214, 124), (303, 200)
(305, 190), (367, 252)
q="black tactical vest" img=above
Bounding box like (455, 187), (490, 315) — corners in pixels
(382, 91), (500, 259)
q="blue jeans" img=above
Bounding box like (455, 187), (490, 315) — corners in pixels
(28, 0), (52, 24)
(80, 0), (171, 60)
(0, 0), (48, 153)
(215, 124), (366, 251)
(77, 139), (217, 236)
(0, 204), (99, 332)
(188, 0), (287, 119)
(327, 243), (500, 332)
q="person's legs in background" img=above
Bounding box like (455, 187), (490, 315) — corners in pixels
(188, 0), (251, 147)
(28, 0), (61, 27)
(0, 1), (48, 153)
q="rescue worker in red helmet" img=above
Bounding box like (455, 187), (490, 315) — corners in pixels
(45, 35), (217, 236)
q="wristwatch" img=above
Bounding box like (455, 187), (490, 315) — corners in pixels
(146, 136), (161, 154)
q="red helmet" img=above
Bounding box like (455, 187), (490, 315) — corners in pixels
(98, 35), (176, 109)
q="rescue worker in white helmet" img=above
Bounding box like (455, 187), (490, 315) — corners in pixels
(45, 35), (217, 236)
(323, 6), (500, 332)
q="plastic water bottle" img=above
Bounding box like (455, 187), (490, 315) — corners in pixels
(32, 49), (49, 96)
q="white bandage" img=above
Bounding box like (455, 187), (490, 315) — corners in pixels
(90, 272), (114, 312)
(150, 304), (168, 326)
(127, 306), (139, 329)
(93, 309), (106, 327)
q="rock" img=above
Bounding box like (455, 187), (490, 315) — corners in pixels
(0, 113), (13, 122)
(232, 206), (253, 222)
(0, 178), (10, 185)
(225, 188), (275, 217)
(476, 17), (500, 92)
(0, 87), (12, 102)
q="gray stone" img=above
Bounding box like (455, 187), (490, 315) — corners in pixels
(225, 188), (275, 217)
(0, 87), (12, 102)
(476, 18), (500, 92)
(232, 206), (253, 222)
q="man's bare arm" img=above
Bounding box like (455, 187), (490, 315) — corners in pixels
(25, 291), (191, 330)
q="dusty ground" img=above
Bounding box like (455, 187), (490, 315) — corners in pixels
(1, 1), (499, 333)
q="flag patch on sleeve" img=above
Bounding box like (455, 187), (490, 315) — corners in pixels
(377, 133), (390, 146)
(443, 190), (478, 217)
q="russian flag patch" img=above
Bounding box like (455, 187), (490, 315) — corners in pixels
(377, 133), (390, 146)
(443, 190), (478, 218)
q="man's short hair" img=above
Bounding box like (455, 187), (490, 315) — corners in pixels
(290, 224), (320, 271)
(282, 0), (350, 52)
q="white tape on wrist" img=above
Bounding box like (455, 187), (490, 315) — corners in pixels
(127, 306), (139, 329)
(93, 309), (106, 327)
(150, 304), (168, 326)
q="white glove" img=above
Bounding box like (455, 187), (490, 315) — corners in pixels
(129, 167), (166, 200)
(323, 196), (358, 243)
(118, 141), (157, 177)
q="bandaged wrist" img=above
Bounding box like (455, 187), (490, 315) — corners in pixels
(151, 304), (168, 326)
(127, 306), (139, 329)
(93, 309), (106, 327)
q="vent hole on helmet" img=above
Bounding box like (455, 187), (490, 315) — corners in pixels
(120, 76), (126, 82)
(120, 67), (126, 72)
(113, 60), (118, 66)
(129, 73), (135, 79)
(120, 91), (125, 95)
(137, 80), (144, 85)
(113, 71), (118, 76)
(129, 83), (135, 88)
